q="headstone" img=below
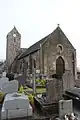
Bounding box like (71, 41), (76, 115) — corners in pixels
(0, 72), (9, 90)
(1, 104), (32, 119)
(59, 99), (73, 119)
(3, 92), (29, 109)
(46, 78), (57, 102)
(46, 78), (63, 103)
(2, 72), (6, 77)
(62, 70), (74, 91)
(2, 80), (18, 93)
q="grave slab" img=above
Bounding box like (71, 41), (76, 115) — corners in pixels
(3, 92), (29, 109)
(1, 104), (32, 119)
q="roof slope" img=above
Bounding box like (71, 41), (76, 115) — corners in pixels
(19, 26), (75, 59)
(19, 35), (49, 59)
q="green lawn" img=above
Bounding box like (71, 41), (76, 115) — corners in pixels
(18, 86), (46, 104)
(23, 86), (46, 94)
(36, 88), (46, 94)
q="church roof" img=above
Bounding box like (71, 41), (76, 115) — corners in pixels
(18, 35), (49, 59)
(19, 26), (75, 59)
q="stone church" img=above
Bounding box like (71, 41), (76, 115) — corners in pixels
(6, 25), (77, 83)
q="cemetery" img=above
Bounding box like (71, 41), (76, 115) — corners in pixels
(0, 71), (80, 120)
(0, 72), (33, 120)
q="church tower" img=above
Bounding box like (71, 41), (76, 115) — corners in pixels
(6, 26), (21, 69)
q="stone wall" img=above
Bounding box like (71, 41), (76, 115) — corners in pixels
(15, 50), (40, 77)
(9, 27), (76, 84)
(41, 29), (76, 80)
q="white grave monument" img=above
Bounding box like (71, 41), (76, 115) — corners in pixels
(3, 92), (29, 109)
(1, 92), (32, 119)
(0, 72), (33, 119)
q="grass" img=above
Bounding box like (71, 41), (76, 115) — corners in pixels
(24, 85), (46, 94)
(18, 85), (46, 104)
(36, 88), (46, 94)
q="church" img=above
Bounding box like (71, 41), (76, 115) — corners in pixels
(6, 25), (77, 83)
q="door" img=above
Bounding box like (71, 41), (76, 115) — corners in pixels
(56, 56), (65, 76)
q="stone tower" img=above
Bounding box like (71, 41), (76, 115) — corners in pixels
(6, 26), (21, 69)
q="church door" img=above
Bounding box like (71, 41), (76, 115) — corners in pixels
(56, 56), (65, 76)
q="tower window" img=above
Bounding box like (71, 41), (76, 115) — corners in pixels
(13, 33), (16, 42)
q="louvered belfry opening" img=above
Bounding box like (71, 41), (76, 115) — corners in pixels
(56, 56), (65, 76)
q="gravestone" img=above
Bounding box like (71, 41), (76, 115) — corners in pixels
(46, 71), (74, 103)
(2, 80), (19, 93)
(62, 70), (74, 91)
(1, 104), (32, 119)
(3, 92), (29, 109)
(46, 78), (63, 103)
(0, 72), (9, 90)
(1, 92), (32, 119)
(59, 99), (73, 119)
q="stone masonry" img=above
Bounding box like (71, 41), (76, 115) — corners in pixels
(6, 26), (21, 69)
(9, 26), (77, 86)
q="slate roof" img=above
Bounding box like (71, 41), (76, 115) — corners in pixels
(19, 35), (49, 59)
(18, 26), (75, 59)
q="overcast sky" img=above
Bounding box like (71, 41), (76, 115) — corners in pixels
(0, 0), (80, 67)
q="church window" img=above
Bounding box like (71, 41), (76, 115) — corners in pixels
(56, 56), (65, 76)
(26, 62), (28, 69)
(57, 44), (63, 53)
(33, 59), (36, 68)
(72, 52), (75, 75)
(20, 62), (22, 70)
(13, 33), (16, 42)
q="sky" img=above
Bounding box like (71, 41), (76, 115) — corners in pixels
(0, 0), (80, 67)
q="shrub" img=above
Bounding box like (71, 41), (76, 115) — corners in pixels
(28, 94), (34, 104)
(18, 85), (24, 93)
(0, 92), (5, 104)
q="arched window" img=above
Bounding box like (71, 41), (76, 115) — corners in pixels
(57, 44), (63, 53)
(26, 62), (28, 69)
(33, 59), (36, 68)
(56, 56), (65, 76)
